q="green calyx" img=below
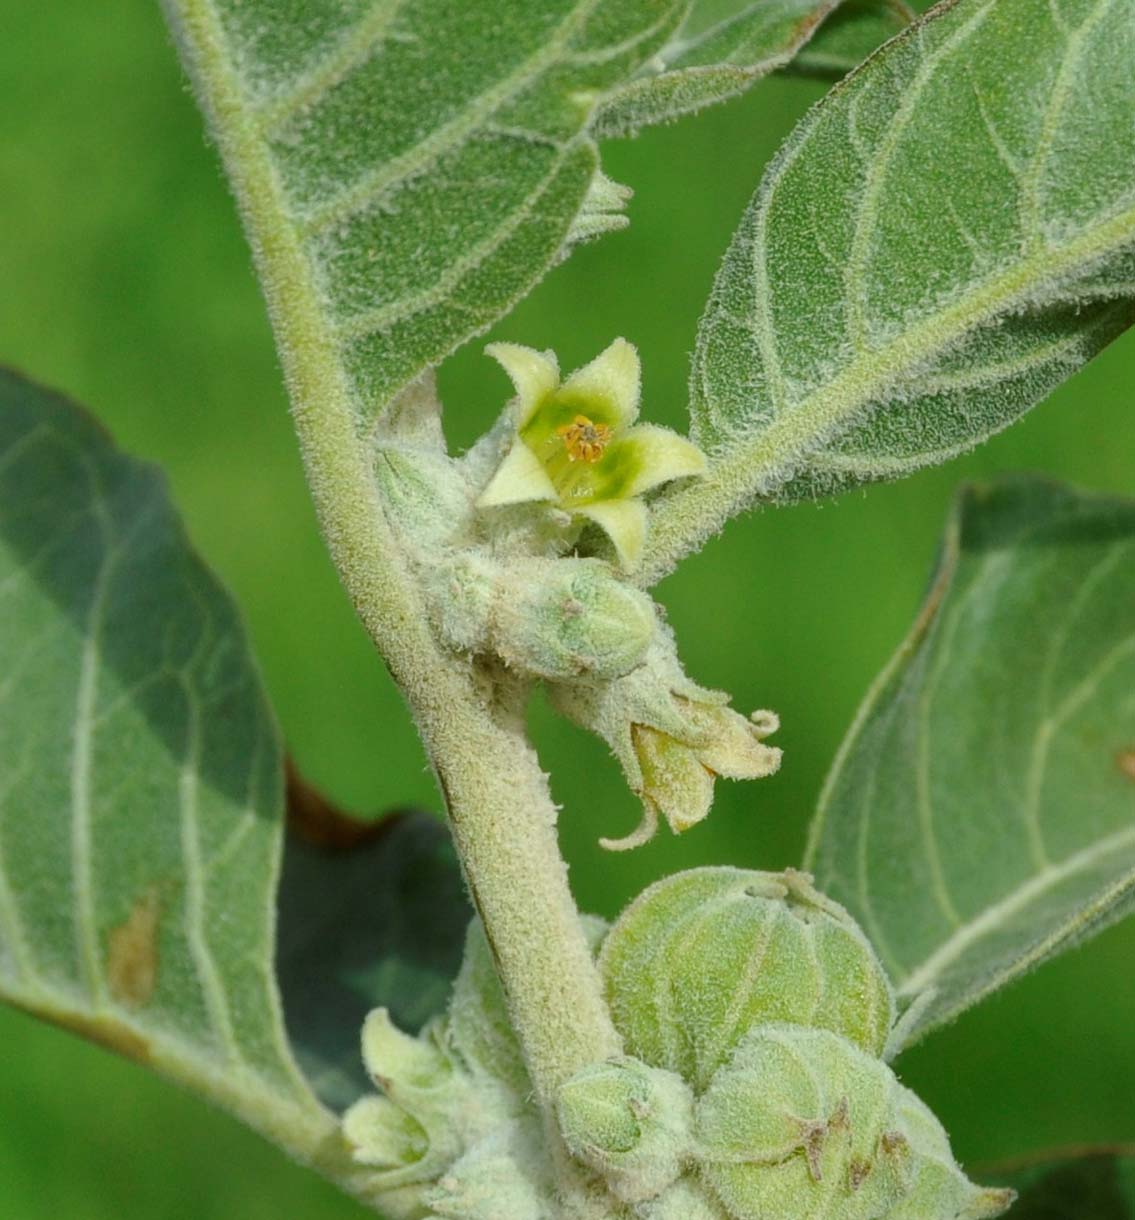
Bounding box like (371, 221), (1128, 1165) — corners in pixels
(599, 868), (894, 1088)
(694, 1025), (1014, 1220)
(555, 1058), (694, 1204)
(428, 553), (657, 684)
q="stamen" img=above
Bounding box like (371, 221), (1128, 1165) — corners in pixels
(557, 414), (612, 463)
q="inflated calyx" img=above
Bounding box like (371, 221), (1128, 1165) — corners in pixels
(599, 867), (894, 1087)
(549, 867), (1013, 1219)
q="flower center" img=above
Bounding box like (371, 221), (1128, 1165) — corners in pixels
(557, 415), (612, 464)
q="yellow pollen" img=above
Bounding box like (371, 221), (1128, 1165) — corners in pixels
(557, 414), (612, 463)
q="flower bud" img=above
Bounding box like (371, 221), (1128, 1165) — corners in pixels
(342, 1011), (472, 1220)
(342, 1094), (429, 1172)
(491, 557), (655, 681)
(548, 633), (780, 849)
(425, 1123), (554, 1220)
(695, 1025), (1013, 1220)
(555, 1057), (693, 1203)
(599, 868), (894, 1088)
(374, 446), (474, 551)
(426, 553), (655, 682)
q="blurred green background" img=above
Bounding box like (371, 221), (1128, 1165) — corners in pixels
(1, 3), (1133, 1216)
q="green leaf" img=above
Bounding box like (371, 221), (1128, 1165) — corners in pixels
(1003, 1149), (1135, 1218)
(791, 0), (914, 78)
(279, 805), (469, 1112)
(0, 370), (335, 1159)
(162, 0), (689, 432)
(645, 0), (1135, 580)
(593, 0), (840, 138)
(805, 477), (1135, 1052)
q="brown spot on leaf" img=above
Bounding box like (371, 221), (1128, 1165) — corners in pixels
(107, 886), (161, 1008)
(1117, 748), (1135, 781)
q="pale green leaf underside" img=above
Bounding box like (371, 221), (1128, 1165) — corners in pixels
(593, 0), (840, 137)
(164, 0), (691, 431)
(806, 477), (1135, 1052)
(0, 371), (334, 1160)
(644, 0), (1135, 580)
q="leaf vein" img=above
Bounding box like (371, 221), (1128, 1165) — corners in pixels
(298, 0), (603, 234)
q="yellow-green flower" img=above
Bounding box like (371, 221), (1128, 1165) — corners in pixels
(476, 338), (706, 569)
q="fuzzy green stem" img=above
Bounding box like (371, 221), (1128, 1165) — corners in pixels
(163, 0), (620, 1121)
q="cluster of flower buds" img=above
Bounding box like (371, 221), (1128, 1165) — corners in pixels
(342, 923), (555, 1220)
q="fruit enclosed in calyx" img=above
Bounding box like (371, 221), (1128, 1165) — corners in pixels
(599, 868), (895, 1088)
(695, 1024), (1014, 1220)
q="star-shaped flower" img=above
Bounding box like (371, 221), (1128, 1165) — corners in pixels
(476, 339), (706, 569)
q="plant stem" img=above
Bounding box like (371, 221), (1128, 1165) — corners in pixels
(164, 0), (620, 1117)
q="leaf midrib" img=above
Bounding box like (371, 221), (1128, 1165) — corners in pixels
(895, 822), (1135, 1000)
(641, 199), (1135, 585)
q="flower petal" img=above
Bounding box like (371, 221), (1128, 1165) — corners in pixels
(599, 800), (659, 853)
(477, 441), (558, 508)
(634, 726), (715, 835)
(577, 498), (648, 570)
(691, 705), (782, 780)
(616, 424), (707, 498)
(558, 337), (640, 428)
(486, 343), (559, 426)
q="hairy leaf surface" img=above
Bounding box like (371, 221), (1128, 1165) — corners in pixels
(792, 0), (914, 77)
(163, 0), (690, 430)
(593, 0), (840, 137)
(1005, 1149), (1135, 1218)
(806, 478), (1135, 1051)
(0, 370), (334, 1157)
(647, 0), (1135, 579)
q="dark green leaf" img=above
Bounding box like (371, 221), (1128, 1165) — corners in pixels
(278, 805), (469, 1112)
(791, 0), (915, 77)
(594, 0), (839, 137)
(1004, 1149), (1135, 1218)
(645, 0), (1135, 581)
(163, 0), (690, 431)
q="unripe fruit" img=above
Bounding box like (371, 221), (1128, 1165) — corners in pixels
(599, 868), (894, 1089)
(695, 1025), (1014, 1220)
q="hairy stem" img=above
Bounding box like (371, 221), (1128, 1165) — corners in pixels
(164, 0), (619, 1118)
